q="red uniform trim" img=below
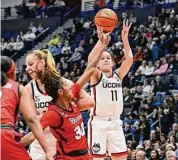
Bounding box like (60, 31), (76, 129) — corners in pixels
(89, 117), (93, 155)
(6, 60), (15, 75)
(91, 154), (106, 158)
(92, 87), (96, 116)
(111, 151), (128, 157)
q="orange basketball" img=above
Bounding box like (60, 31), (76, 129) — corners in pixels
(94, 8), (118, 33)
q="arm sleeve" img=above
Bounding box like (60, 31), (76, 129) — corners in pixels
(40, 110), (62, 129)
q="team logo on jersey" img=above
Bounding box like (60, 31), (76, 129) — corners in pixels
(34, 95), (40, 102)
(102, 81), (121, 88)
(69, 115), (82, 124)
(92, 143), (101, 153)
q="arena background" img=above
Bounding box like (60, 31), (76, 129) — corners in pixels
(1, 0), (178, 159)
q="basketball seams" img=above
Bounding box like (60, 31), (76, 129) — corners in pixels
(95, 16), (118, 23)
(94, 17), (117, 27)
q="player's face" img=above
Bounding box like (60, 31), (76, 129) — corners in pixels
(98, 52), (113, 72)
(25, 54), (44, 79)
(61, 81), (73, 101)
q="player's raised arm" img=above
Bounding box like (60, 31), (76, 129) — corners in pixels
(72, 29), (109, 98)
(117, 19), (133, 80)
(88, 28), (109, 63)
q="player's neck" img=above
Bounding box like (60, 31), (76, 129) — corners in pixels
(103, 71), (113, 77)
(55, 98), (70, 110)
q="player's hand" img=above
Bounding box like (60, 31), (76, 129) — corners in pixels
(121, 19), (132, 41)
(45, 152), (54, 160)
(97, 27), (110, 47)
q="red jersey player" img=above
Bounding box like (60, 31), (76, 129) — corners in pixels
(38, 29), (109, 160)
(1, 56), (54, 160)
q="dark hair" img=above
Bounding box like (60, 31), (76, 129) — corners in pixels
(38, 69), (63, 102)
(150, 149), (159, 160)
(1, 56), (12, 86)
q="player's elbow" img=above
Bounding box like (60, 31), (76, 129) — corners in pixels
(26, 116), (38, 126)
(84, 96), (95, 109)
(88, 98), (95, 108)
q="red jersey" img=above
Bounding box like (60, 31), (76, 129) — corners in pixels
(1, 79), (20, 127)
(40, 103), (89, 157)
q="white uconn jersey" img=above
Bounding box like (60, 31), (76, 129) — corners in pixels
(31, 80), (52, 114)
(90, 72), (123, 117)
(29, 81), (56, 159)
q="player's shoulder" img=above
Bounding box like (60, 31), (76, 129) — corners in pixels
(22, 81), (33, 95)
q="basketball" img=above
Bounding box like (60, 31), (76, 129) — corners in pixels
(94, 8), (118, 33)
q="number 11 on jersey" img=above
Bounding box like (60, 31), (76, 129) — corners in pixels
(111, 90), (118, 101)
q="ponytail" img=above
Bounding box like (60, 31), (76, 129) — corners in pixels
(42, 49), (56, 73)
(1, 71), (8, 86)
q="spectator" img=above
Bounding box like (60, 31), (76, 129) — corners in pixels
(36, 24), (44, 34)
(149, 149), (159, 160)
(144, 61), (155, 76)
(124, 122), (135, 143)
(142, 79), (152, 96)
(149, 130), (158, 144)
(134, 47), (144, 62)
(168, 123), (178, 143)
(138, 60), (147, 75)
(17, 31), (25, 41)
(160, 133), (167, 145)
(162, 20), (171, 33)
(136, 150), (148, 160)
(83, 17), (92, 30)
(28, 22), (37, 34)
(54, 0), (65, 7)
(48, 35), (60, 46)
(139, 114), (150, 141)
(1, 38), (8, 54)
(154, 58), (168, 75)
(144, 140), (152, 158)
(129, 13), (137, 25)
(158, 147), (166, 160)
(72, 19), (83, 33)
(67, 48), (82, 64)
(166, 150), (177, 160)
(24, 29), (36, 41)
(61, 41), (71, 54)
(5, 37), (17, 56)
(14, 37), (24, 52)
(36, 0), (46, 7)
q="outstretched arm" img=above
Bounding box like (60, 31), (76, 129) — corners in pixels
(88, 29), (109, 63)
(117, 20), (133, 80)
(77, 28), (109, 88)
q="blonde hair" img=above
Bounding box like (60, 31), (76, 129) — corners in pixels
(28, 49), (56, 73)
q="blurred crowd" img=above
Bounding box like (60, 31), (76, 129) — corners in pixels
(1, 22), (45, 58)
(3, 0), (67, 19)
(2, 3), (178, 160)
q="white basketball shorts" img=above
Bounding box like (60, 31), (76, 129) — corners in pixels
(29, 130), (56, 160)
(88, 116), (128, 158)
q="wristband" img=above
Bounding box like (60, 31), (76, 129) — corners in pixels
(72, 83), (81, 99)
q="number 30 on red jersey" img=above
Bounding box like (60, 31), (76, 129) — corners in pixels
(74, 122), (85, 140)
